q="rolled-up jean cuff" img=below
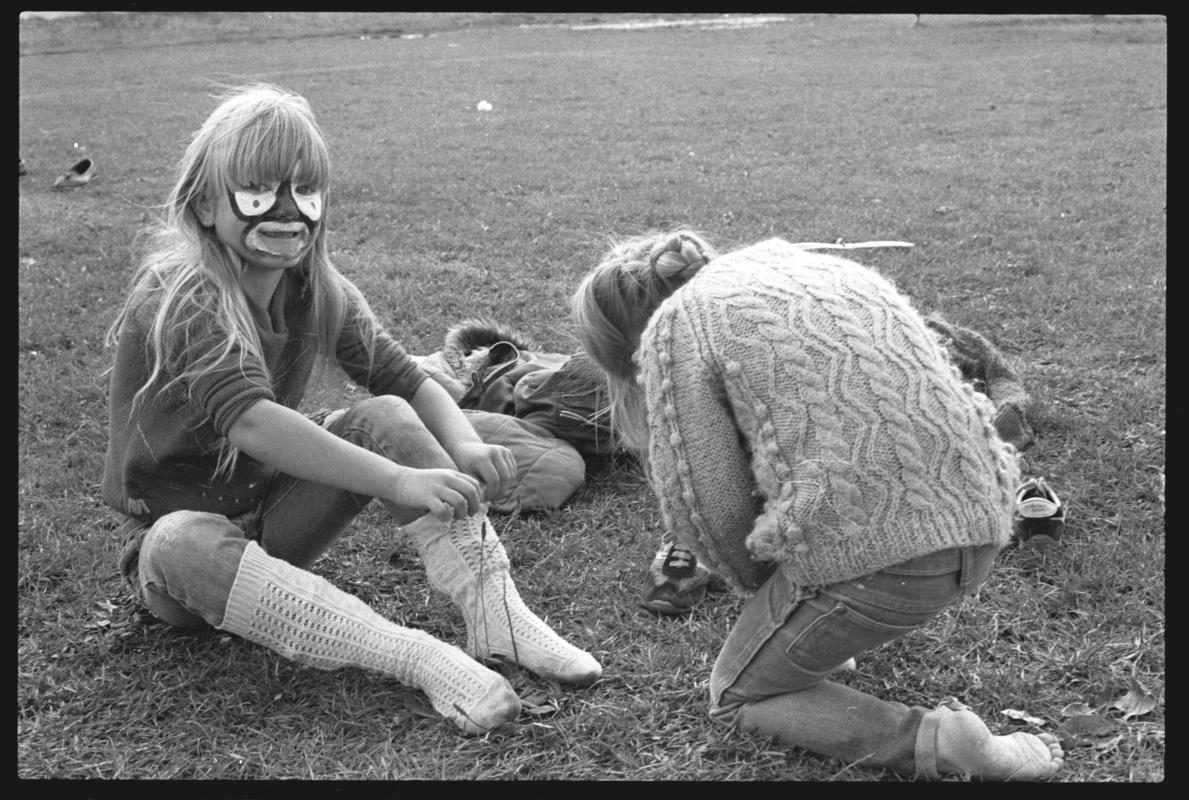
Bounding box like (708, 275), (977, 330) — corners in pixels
(117, 517), (151, 591)
(914, 707), (944, 779)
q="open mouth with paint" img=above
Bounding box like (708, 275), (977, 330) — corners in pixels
(244, 221), (312, 259)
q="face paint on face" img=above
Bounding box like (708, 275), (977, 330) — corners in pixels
(290, 185), (322, 222)
(232, 186), (280, 218)
(231, 181), (323, 222)
(225, 179), (322, 262)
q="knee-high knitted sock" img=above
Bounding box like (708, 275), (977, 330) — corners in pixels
(218, 541), (521, 735)
(404, 511), (602, 686)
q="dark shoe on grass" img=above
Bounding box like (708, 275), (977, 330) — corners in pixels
(639, 543), (709, 615)
(1012, 477), (1065, 546)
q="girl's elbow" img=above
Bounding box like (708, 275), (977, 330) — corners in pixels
(226, 400), (271, 450)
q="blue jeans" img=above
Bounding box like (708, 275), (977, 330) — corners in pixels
(709, 544), (999, 776)
(122, 396), (451, 630)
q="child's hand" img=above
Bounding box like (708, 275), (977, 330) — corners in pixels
(450, 442), (517, 504)
(396, 467), (484, 522)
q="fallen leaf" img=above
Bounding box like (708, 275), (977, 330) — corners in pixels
(1060, 701), (1094, 717)
(937, 697), (970, 712)
(1058, 714), (1115, 739)
(1002, 708), (1047, 726)
(1112, 677), (1157, 719)
(1094, 734), (1125, 753)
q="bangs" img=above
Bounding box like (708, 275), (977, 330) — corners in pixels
(213, 97), (330, 192)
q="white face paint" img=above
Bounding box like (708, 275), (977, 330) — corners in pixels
(243, 221), (313, 259)
(232, 182), (323, 222)
(232, 186), (278, 217)
(290, 184), (322, 221)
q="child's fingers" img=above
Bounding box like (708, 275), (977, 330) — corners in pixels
(497, 447), (517, 482)
(416, 470), (482, 520)
(433, 468), (480, 494)
(447, 472), (483, 517)
(470, 462), (499, 495)
(464, 454), (507, 503)
(430, 499), (455, 523)
(434, 489), (472, 521)
(481, 447), (517, 501)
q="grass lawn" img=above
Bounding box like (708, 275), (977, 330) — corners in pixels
(19, 12), (1165, 782)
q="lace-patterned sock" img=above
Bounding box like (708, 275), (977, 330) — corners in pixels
(405, 511), (602, 686)
(218, 541), (521, 734)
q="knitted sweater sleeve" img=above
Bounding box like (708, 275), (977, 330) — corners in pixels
(641, 299), (776, 594)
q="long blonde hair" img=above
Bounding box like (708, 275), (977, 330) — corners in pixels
(570, 230), (715, 450)
(106, 83), (379, 478)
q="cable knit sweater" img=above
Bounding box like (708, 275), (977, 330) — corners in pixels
(640, 239), (1019, 594)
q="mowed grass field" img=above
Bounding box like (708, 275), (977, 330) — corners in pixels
(19, 13), (1165, 782)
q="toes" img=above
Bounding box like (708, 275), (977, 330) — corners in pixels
(1036, 733), (1065, 760)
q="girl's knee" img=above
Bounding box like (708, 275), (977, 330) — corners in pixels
(348, 395), (418, 426)
(140, 511), (245, 576)
(331, 395), (425, 441)
(333, 395), (451, 468)
(138, 511), (248, 629)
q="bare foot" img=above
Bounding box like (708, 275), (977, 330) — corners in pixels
(936, 709), (1064, 780)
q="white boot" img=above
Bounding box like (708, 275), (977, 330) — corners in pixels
(404, 511), (602, 686)
(218, 541), (521, 735)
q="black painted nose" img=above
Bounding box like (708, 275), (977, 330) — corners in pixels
(266, 181), (300, 220)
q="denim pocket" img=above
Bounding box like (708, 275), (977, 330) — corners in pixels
(783, 599), (932, 676)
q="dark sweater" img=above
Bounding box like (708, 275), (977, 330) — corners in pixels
(102, 269), (426, 522)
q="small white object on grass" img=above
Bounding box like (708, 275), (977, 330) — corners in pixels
(476, 100), (493, 112)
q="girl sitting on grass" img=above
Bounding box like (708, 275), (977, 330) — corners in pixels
(571, 230), (1063, 780)
(102, 83), (600, 735)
